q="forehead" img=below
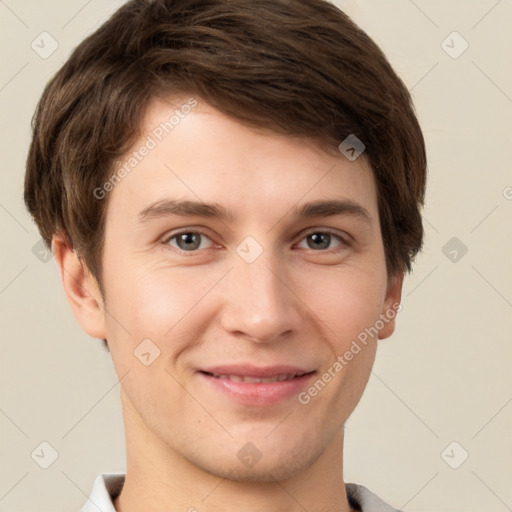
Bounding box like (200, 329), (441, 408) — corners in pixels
(106, 95), (378, 225)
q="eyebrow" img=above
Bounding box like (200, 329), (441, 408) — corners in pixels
(137, 198), (372, 226)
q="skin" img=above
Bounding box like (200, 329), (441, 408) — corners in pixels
(53, 96), (403, 512)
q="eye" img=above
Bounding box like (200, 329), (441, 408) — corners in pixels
(297, 231), (346, 251)
(164, 231), (214, 251)
(162, 229), (347, 253)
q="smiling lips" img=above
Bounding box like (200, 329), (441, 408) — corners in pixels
(198, 364), (316, 405)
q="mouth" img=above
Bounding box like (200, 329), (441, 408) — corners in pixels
(197, 366), (316, 406)
(200, 371), (311, 383)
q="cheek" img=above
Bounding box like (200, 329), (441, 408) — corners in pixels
(102, 262), (221, 354)
(297, 261), (387, 347)
(102, 267), (210, 416)
(304, 268), (384, 415)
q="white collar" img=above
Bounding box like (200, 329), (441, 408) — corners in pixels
(80, 473), (125, 512)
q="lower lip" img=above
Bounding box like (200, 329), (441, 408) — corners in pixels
(198, 372), (316, 406)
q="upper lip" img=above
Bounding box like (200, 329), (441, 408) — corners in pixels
(199, 364), (315, 378)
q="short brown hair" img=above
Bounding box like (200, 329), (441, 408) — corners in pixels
(24, 0), (427, 291)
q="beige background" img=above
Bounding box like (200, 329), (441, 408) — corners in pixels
(1, 1), (511, 510)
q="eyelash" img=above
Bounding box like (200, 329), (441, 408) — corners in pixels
(161, 228), (350, 254)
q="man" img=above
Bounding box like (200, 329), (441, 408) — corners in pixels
(24, 0), (427, 510)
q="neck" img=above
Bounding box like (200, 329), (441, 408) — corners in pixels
(114, 391), (356, 512)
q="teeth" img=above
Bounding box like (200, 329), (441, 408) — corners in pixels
(211, 373), (298, 383)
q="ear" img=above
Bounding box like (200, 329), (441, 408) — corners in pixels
(52, 234), (107, 340)
(378, 271), (404, 340)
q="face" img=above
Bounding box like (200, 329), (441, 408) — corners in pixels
(75, 96), (402, 481)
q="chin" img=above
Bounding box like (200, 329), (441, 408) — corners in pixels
(186, 440), (322, 483)
(200, 459), (304, 483)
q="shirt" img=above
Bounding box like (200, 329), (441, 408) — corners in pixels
(80, 473), (401, 512)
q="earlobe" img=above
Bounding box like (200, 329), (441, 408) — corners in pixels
(378, 272), (404, 340)
(52, 235), (107, 340)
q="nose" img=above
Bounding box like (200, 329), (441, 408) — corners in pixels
(219, 250), (302, 344)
